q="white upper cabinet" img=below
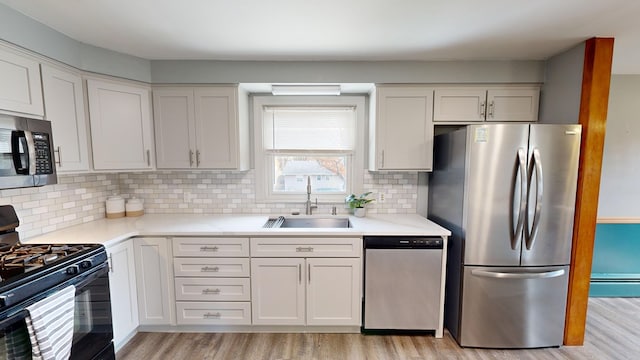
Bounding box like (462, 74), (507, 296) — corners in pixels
(41, 65), (90, 172)
(434, 86), (540, 123)
(87, 79), (154, 170)
(0, 46), (44, 117)
(153, 86), (249, 170)
(369, 85), (434, 171)
(153, 88), (194, 169)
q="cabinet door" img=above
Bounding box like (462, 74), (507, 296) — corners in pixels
(374, 86), (434, 171)
(133, 237), (174, 326)
(194, 87), (238, 169)
(433, 88), (487, 123)
(307, 258), (361, 326)
(486, 88), (539, 122)
(107, 240), (138, 350)
(87, 79), (153, 170)
(251, 258), (305, 325)
(41, 65), (89, 172)
(0, 47), (44, 116)
(153, 88), (195, 169)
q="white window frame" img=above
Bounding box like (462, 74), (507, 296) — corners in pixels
(253, 95), (365, 203)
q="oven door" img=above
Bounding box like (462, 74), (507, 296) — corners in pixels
(0, 263), (114, 360)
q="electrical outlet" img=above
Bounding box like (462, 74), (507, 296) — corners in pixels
(378, 192), (386, 203)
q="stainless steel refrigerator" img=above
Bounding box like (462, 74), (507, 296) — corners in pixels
(428, 124), (581, 348)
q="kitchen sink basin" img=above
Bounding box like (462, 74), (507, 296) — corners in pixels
(263, 216), (351, 229)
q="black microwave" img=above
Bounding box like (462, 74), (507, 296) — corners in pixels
(0, 114), (57, 189)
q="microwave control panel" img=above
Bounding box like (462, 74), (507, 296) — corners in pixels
(33, 132), (53, 175)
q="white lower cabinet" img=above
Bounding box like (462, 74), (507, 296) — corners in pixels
(173, 237), (252, 325)
(251, 258), (306, 325)
(106, 240), (138, 351)
(250, 242), (362, 327)
(133, 237), (174, 325)
(306, 258), (361, 326)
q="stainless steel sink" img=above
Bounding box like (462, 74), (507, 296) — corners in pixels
(263, 216), (351, 229)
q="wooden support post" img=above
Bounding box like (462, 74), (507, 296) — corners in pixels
(564, 37), (614, 345)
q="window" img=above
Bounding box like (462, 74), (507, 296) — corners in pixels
(253, 95), (365, 203)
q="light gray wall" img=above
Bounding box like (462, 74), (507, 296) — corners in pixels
(597, 75), (640, 219)
(1, 3), (546, 85)
(538, 42), (585, 124)
(151, 60), (545, 84)
(0, 3), (151, 82)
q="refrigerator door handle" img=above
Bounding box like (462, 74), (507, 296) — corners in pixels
(471, 268), (565, 279)
(510, 148), (528, 250)
(525, 148), (544, 250)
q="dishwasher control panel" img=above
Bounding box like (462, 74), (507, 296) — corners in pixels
(364, 236), (443, 249)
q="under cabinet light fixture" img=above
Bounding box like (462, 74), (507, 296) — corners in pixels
(271, 84), (341, 96)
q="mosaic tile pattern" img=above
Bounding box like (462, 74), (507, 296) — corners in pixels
(0, 174), (118, 239)
(117, 170), (419, 216)
(2, 170), (419, 238)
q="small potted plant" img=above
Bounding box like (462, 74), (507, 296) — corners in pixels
(345, 192), (375, 217)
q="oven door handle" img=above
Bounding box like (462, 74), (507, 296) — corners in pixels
(0, 308), (28, 327)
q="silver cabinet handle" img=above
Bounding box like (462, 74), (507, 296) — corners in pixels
(308, 263), (311, 283)
(201, 266), (219, 272)
(108, 254), (113, 272)
(202, 288), (221, 295)
(525, 148), (544, 250)
(472, 268), (564, 279)
(488, 101), (495, 118)
(295, 247), (313, 252)
(298, 264), (302, 284)
(54, 146), (62, 167)
(203, 312), (221, 318)
(189, 150), (194, 167)
(196, 150), (201, 167)
(480, 101), (486, 119)
(146, 149), (151, 166)
(200, 246), (219, 252)
(380, 150), (385, 168)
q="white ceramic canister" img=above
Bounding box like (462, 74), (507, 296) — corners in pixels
(105, 195), (125, 218)
(125, 197), (144, 217)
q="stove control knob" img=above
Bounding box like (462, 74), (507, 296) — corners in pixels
(80, 260), (92, 269)
(66, 265), (80, 275)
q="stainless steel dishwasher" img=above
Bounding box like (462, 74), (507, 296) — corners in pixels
(363, 236), (443, 332)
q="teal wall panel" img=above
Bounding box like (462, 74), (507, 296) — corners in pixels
(590, 223), (640, 297)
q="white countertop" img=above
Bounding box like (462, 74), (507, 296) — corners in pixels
(24, 213), (451, 247)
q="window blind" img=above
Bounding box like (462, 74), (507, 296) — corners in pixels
(263, 107), (356, 151)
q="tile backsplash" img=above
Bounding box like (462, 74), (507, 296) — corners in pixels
(2, 170), (418, 239)
(0, 174), (118, 239)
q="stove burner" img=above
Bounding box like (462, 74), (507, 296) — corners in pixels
(0, 244), (97, 281)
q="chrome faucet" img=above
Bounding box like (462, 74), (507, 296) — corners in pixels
(305, 176), (318, 215)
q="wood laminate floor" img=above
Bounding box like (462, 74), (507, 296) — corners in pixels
(117, 298), (640, 360)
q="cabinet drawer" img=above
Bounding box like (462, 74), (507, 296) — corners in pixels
(173, 237), (249, 257)
(174, 258), (250, 277)
(175, 278), (250, 301)
(176, 302), (251, 325)
(250, 237), (362, 257)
